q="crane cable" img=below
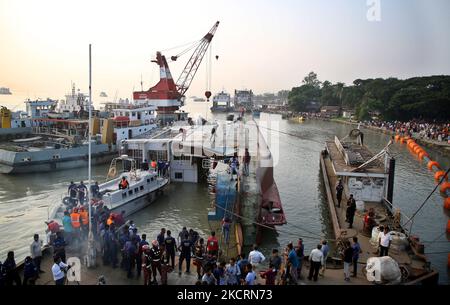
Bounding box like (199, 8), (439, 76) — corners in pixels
(403, 167), (450, 229)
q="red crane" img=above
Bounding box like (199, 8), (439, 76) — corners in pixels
(133, 21), (219, 114)
(175, 21), (219, 99)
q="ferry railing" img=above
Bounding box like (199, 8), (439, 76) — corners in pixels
(382, 197), (414, 235)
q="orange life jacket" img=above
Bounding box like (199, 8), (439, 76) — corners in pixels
(120, 179), (129, 189)
(151, 161), (157, 169)
(107, 217), (114, 226)
(80, 211), (89, 225)
(70, 212), (81, 228)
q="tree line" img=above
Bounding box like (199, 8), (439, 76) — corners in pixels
(288, 72), (450, 121)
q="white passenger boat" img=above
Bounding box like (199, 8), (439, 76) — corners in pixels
(49, 155), (169, 222)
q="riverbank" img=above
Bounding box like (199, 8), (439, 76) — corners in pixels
(328, 118), (450, 157)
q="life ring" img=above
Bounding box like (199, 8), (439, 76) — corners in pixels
(62, 196), (71, 205)
(418, 151), (429, 160)
(108, 167), (117, 177)
(434, 171), (448, 182)
(444, 197), (450, 210)
(427, 160), (440, 170)
(440, 182), (450, 193)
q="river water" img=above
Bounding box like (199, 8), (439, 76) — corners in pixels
(0, 100), (448, 284)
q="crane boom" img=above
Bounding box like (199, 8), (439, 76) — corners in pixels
(176, 21), (219, 97)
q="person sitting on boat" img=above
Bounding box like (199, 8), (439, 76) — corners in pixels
(118, 177), (129, 190)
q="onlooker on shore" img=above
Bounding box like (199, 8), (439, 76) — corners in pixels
(352, 236), (362, 277)
(343, 241), (353, 282)
(30, 234), (44, 274)
(308, 244), (323, 282)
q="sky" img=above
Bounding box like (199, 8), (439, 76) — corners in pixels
(1, 0), (450, 108)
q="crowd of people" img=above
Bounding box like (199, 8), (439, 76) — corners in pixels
(363, 120), (449, 143)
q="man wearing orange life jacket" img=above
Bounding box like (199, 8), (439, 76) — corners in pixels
(107, 215), (115, 226)
(118, 177), (129, 190)
(79, 207), (89, 239)
(150, 160), (157, 171)
(70, 208), (81, 242)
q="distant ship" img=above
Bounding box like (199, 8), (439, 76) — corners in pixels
(0, 87), (12, 95)
(100, 91), (108, 97)
(210, 91), (231, 112)
(234, 89), (253, 112)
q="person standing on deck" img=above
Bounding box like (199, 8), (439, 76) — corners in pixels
(51, 255), (68, 285)
(178, 237), (192, 275)
(225, 257), (241, 285)
(259, 263), (277, 285)
(336, 179), (344, 208)
(243, 264), (257, 285)
(77, 181), (87, 204)
(243, 148), (251, 176)
(178, 227), (189, 245)
(141, 245), (152, 285)
(248, 245), (266, 270)
(136, 234), (148, 278)
(296, 238), (305, 278)
(206, 231), (219, 257)
(352, 236), (362, 277)
(68, 181), (78, 205)
(22, 256), (38, 285)
(149, 240), (162, 284)
(53, 231), (67, 263)
(346, 194), (357, 229)
(3, 251), (21, 286)
(378, 226), (392, 257)
(269, 248), (282, 272)
(194, 238), (205, 280)
(164, 230), (177, 269)
(287, 243), (299, 284)
(319, 240), (329, 276)
(308, 244), (323, 282)
(221, 217), (231, 244)
(90, 181), (100, 199)
(343, 241), (353, 282)
(70, 208), (81, 245)
(30, 234), (44, 274)
(62, 211), (73, 245)
(141, 159), (149, 171)
(157, 228), (166, 251)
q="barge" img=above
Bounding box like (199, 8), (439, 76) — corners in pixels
(319, 128), (439, 284)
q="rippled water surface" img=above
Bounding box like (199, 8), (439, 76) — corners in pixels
(0, 101), (448, 283)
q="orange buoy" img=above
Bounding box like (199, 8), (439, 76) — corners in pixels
(413, 146), (423, 154)
(400, 137), (406, 144)
(418, 151), (429, 160)
(427, 160), (440, 170)
(447, 220), (450, 234)
(445, 197), (450, 210)
(441, 182), (450, 193)
(394, 135), (400, 142)
(435, 171), (448, 182)
(406, 139), (415, 145)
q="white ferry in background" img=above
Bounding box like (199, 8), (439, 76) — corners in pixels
(0, 87), (12, 95)
(210, 90), (232, 112)
(0, 100), (159, 174)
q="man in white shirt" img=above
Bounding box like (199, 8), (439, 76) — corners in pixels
(378, 226), (392, 257)
(308, 244), (324, 282)
(30, 234), (43, 273)
(248, 245), (265, 270)
(52, 256), (68, 285)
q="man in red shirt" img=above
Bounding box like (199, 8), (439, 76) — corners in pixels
(206, 231), (219, 257)
(259, 263), (277, 285)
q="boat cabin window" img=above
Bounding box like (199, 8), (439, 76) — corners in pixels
(140, 185), (144, 191)
(147, 179), (150, 183)
(53, 154), (60, 159)
(175, 172), (183, 179)
(134, 188), (138, 193)
(22, 157), (31, 162)
(151, 177), (154, 181)
(128, 190), (133, 196)
(122, 192), (127, 199)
